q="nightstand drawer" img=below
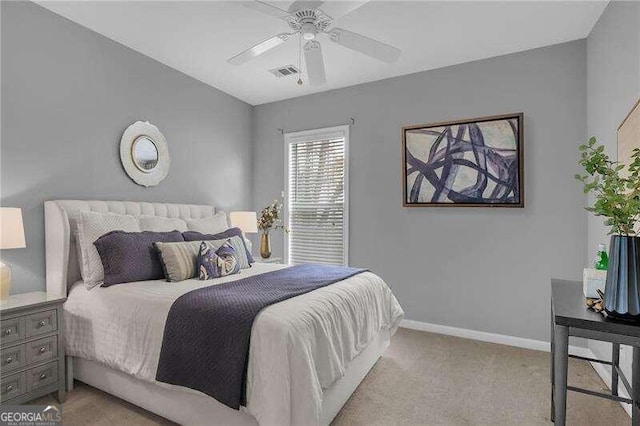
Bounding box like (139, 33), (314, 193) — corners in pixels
(26, 335), (57, 365)
(1, 372), (26, 402)
(26, 361), (58, 392)
(1, 344), (26, 373)
(1, 317), (25, 344)
(25, 310), (57, 338)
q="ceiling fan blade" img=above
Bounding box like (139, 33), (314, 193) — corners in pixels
(319, 1), (369, 19)
(328, 27), (400, 63)
(240, 1), (290, 18)
(288, 0), (324, 14)
(304, 41), (326, 86)
(227, 33), (292, 65)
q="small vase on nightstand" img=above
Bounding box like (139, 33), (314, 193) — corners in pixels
(260, 232), (271, 259)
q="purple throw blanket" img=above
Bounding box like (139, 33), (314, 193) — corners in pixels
(155, 264), (368, 409)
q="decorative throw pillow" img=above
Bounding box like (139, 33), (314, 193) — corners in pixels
(94, 230), (184, 287)
(185, 212), (228, 234)
(138, 216), (188, 232)
(196, 241), (240, 280)
(154, 240), (215, 282)
(183, 228), (254, 268)
(76, 211), (140, 288)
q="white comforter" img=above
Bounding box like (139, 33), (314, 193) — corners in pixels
(64, 263), (404, 426)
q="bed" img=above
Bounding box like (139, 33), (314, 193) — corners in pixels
(45, 200), (404, 426)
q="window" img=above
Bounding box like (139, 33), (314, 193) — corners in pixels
(285, 125), (349, 265)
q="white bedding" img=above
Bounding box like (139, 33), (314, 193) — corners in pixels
(64, 263), (404, 426)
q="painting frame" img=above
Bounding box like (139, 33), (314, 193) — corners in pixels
(617, 97), (640, 169)
(402, 112), (524, 208)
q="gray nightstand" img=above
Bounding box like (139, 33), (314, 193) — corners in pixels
(254, 257), (283, 264)
(0, 291), (66, 404)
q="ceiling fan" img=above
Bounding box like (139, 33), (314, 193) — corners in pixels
(228, 1), (401, 86)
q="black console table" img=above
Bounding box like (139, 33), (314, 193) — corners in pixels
(551, 279), (640, 425)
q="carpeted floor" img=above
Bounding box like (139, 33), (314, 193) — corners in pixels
(32, 328), (629, 425)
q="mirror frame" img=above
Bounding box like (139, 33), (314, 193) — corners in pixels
(120, 121), (170, 187)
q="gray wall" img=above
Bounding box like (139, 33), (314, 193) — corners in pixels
(1, 2), (254, 294)
(253, 40), (587, 342)
(0, 1), (599, 345)
(586, 0), (640, 390)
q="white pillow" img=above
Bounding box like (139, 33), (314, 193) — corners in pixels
(138, 215), (188, 232)
(185, 211), (228, 234)
(76, 211), (140, 288)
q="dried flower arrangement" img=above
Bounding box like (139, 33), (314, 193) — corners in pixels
(257, 200), (287, 233)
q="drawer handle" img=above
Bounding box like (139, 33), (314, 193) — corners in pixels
(5, 357), (12, 364)
(39, 373), (47, 380)
(6, 385), (13, 392)
(38, 320), (46, 327)
(39, 346), (47, 353)
(4, 328), (11, 335)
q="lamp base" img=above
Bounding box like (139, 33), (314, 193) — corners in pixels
(0, 261), (12, 300)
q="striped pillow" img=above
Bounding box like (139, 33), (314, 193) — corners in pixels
(154, 241), (205, 282)
(155, 235), (250, 282)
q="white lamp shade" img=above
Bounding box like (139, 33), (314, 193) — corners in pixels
(230, 211), (258, 234)
(0, 208), (26, 249)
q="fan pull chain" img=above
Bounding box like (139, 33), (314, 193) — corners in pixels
(297, 33), (303, 86)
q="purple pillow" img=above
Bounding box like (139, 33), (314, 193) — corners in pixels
(183, 227), (254, 264)
(197, 241), (240, 280)
(94, 230), (185, 287)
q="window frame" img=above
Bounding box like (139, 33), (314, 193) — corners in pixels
(283, 125), (350, 266)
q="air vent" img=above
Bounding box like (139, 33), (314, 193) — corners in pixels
(269, 65), (300, 78)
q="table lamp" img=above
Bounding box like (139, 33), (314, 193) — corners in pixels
(0, 208), (26, 300)
(230, 211), (258, 254)
(230, 211), (258, 234)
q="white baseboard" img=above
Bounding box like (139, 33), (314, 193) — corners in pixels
(400, 319), (589, 355)
(399, 319), (630, 417)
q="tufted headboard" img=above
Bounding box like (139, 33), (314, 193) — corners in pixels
(44, 200), (219, 296)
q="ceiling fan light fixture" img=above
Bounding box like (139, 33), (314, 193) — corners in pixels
(301, 23), (317, 40)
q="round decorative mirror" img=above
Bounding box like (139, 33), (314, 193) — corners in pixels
(132, 136), (159, 173)
(120, 121), (170, 187)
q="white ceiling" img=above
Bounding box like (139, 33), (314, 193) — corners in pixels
(36, 1), (607, 106)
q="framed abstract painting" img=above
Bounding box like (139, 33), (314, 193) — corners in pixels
(402, 113), (524, 207)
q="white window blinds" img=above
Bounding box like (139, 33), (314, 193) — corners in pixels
(286, 126), (349, 265)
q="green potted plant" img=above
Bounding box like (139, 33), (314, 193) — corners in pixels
(576, 137), (640, 319)
(257, 200), (287, 259)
